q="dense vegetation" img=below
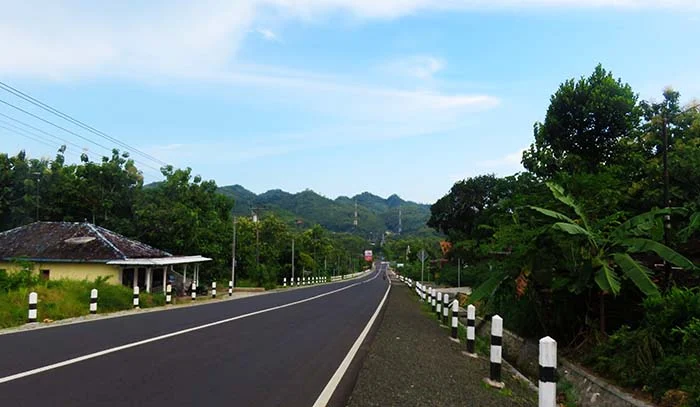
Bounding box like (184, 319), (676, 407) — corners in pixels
(0, 149), (372, 288)
(399, 65), (700, 404)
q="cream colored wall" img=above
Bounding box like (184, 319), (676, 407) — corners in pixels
(0, 261), (122, 285)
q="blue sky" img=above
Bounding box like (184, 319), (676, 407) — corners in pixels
(1, 1), (699, 203)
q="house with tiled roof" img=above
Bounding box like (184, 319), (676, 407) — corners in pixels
(0, 222), (210, 293)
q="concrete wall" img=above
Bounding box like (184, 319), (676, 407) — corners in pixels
(0, 261), (121, 284)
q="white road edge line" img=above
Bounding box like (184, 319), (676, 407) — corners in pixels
(0, 271), (380, 385)
(313, 274), (391, 407)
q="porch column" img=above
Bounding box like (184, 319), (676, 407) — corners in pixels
(162, 267), (167, 292)
(146, 267), (152, 293)
(133, 269), (138, 290)
(183, 264), (188, 286)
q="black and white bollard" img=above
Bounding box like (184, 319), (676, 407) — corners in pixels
(166, 283), (172, 304)
(133, 286), (140, 308)
(486, 315), (504, 388)
(450, 298), (459, 342)
(90, 288), (98, 314)
(442, 293), (449, 326)
(431, 288), (436, 312)
(284, 277), (287, 287)
(229, 280), (233, 296)
(436, 292), (442, 320)
(212, 282), (217, 298)
(539, 336), (557, 407)
(28, 291), (38, 323)
(191, 282), (196, 301)
(465, 304), (477, 357)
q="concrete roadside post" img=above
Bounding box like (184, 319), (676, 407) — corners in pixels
(191, 282), (196, 301)
(450, 298), (459, 342)
(133, 286), (140, 309)
(436, 292), (442, 321)
(465, 304), (477, 357)
(432, 289), (436, 313)
(28, 291), (38, 323)
(539, 336), (557, 407)
(284, 277), (287, 287)
(485, 315), (504, 388)
(90, 288), (98, 314)
(442, 294), (449, 326)
(228, 280), (233, 296)
(166, 283), (172, 304)
(211, 282), (216, 299)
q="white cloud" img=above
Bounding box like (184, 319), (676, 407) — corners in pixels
(256, 28), (279, 41)
(380, 55), (446, 79)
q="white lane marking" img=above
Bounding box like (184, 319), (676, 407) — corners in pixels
(0, 271), (380, 385)
(313, 273), (391, 407)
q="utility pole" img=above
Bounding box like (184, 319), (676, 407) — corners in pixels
(398, 207), (402, 235)
(252, 208), (261, 272)
(232, 217), (237, 287)
(353, 200), (358, 229)
(33, 172), (40, 221)
(418, 249), (428, 282)
(291, 238), (295, 283)
(457, 258), (461, 288)
(662, 116), (672, 290)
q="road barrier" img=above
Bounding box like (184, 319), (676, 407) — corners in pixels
(211, 282), (217, 299)
(166, 284), (172, 304)
(487, 315), (504, 388)
(28, 292), (37, 323)
(283, 277), (287, 287)
(90, 289), (98, 314)
(133, 286), (140, 308)
(539, 337), (557, 407)
(466, 304), (476, 357)
(450, 299), (459, 341)
(400, 276), (556, 402)
(228, 281), (233, 296)
(191, 282), (196, 301)
(442, 294), (449, 326)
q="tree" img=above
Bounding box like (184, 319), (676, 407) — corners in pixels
(522, 64), (640, 177)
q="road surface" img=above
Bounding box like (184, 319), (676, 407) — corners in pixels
(0, 266), (390, 406)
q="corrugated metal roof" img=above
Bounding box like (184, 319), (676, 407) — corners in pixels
(0, 222), (171, 262)
(106, 255), (211, 266)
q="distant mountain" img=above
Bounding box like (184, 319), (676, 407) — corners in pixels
(216, 185), (436, 238)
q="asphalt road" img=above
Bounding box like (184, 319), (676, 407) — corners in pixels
(0, 266), (390, 407)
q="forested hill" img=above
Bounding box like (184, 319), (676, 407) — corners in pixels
(217, 185), (435, 238)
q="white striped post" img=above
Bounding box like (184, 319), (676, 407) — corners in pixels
(28, 292), (38, 323)
(228, 280), (233, 296)
(284, 277), (287, 287)
(166, 283), (172, 304)
(466, 304), (477, 357)
(133, 286), (140, 308)
(436, 292), (442, 320)
(90, 288), (98, 314)
(211, 281), (217, 299)
(487, 315), (504, 388)
(191, 282), (196, 301)
(539, 336), (557, 407)
(431, 288), (436, 313)
(442, 293), (449, 326)
(296, 277), (299, 286)
(450, 298), (459, 341)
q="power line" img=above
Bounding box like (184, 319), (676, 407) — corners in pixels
(0, 114), (85, 152)
(0, 81), (169, 167)
(0, 98), (163, 174)
(0, 125), (57, 150)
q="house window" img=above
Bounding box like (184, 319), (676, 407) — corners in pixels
(40, 269), (50, 280)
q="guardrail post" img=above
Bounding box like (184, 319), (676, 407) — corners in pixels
(431, 288), (436, 313)
(442, 294), (449, 326)
(228, 280), (233, 296)
(450, 298), (459, 341)
(211, 282), (216, 299)
(486, 315), (504, 388)
(166, 283), (172, 304)
(436, 292), (442, 320)
(133, 286), (140, 308)
(28, 292), (38, 323)
(191, 282), (196, 301)
(539, 336), (557, 407)
(465, 304), (477, 357)
(90, 288), (98, 314)
(284, 277), (287, 287)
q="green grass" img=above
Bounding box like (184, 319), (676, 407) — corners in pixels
(0, 279), (166, 329)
